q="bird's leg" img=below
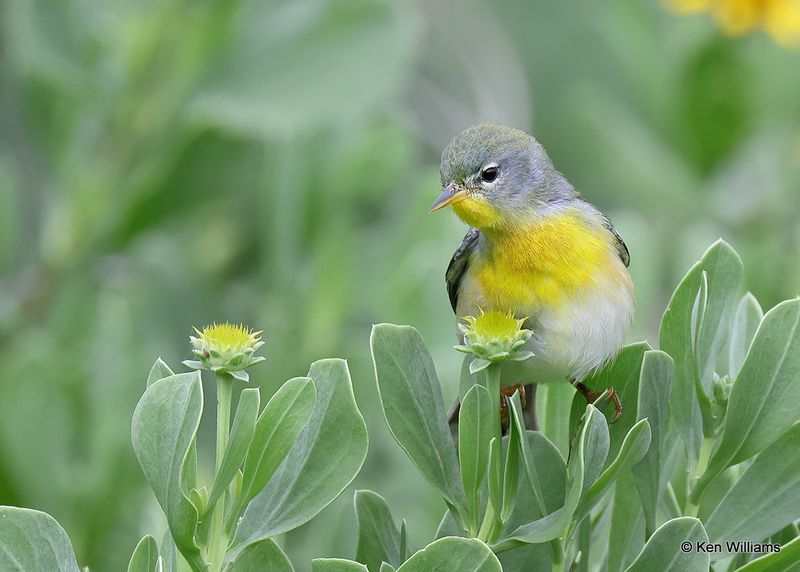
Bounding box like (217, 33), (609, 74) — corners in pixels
(450, 383), (538, 440)
(573, 380), (623, 424)
(447, 398), (461, 427)
(499, 384), (527, 433)
(522, 383), (538, 431)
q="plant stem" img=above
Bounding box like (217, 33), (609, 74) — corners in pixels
(551, 538), (566, 572)
(209, 372), (234, 571)
(476, 364), (503, 542)
(686, 436), (714, 517)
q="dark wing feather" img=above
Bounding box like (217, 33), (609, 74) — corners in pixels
(446, 228), (480, 314)
(603, 217), (630, 267)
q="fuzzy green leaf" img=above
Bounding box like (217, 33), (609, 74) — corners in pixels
(735, 535), (800, 572)
(693, 299), (800, 502)
(728, 293), (763, 379)
(458, 384), (492, 528)
(208, 387), (260, 510)
(127, 535), (158, 572)
(355, 490), (401, 572)
(494, 405), (604, 550)
(146, 358), (175, 387)
(312, 560), (369, 572)
(577, 418), (650, 523)
(705, 422), (800, 551)
(227, 538), (293, 572)
(607, 471), (645, 572)
(571, 343), (650, 466)
(694, 240), (743, 398)
(0, 507), (80, 572)
(632, 350), (674, 535)
(660, 259), (705, 464)
(231, 359), (367, 557)
(239, 377), (315, 506)
(397, 537), (501, 571)
(624, 517), (709, 572)
(131, 372), (203, 569)
(370, 324), (467, 517)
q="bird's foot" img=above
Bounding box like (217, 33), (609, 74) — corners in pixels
(500, 384), (527, 433)
(573, 381), (623, 424)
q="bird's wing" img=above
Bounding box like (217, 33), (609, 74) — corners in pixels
(446, 228), (480, 314)
(603, 217), (630, 268)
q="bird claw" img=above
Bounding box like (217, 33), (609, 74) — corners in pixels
(574, 381), (623, 424)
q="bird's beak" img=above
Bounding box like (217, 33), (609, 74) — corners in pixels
(429, 184), (468, 213)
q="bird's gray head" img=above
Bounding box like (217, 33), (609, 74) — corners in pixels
(430, 123), (577, 229)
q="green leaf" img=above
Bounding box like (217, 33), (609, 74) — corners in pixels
(501, 400), (521, 523)
(624, 517), (709, 572)
(571, 343), (650, 465)
(577, 418), (650, 523)
(355, 490), (401, 572)
(487, 437), (502, 522)
(209, 387), (260, 510)
(581, 403), (610, 492)
(238, 377), (316, 507)
(498, 431), (567, 562)
(380, 564), (397, 572)
(694, 240), (743, 396)
(693, 299), (800, 502)
(458, 384), (492, 528)
(536, 383), (575, 457)
(370, 324), (467, 516)
(397, 537), (501, 571)
(227, 538), (293, 572)
(147, 358), (175, 387)
(705, 422), (800, 550)
(632, 350), (674, 535)
(660, 259), (705, 465)
(311, 559), (369, 572)
(494, 405), (603, 550)
(607, 471), (645, 572)
(160, 530), (177, 572)
(231, 359), (368, 556)
(0, 507), (80, 572)
(735, 535), (800, 572)
(728, 293), (763, 379)
(128, 535), (159, 572)
(131, 372), (203, 569)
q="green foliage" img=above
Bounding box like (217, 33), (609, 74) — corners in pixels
(625, 517), (709, 572)
(353, 239), (800, 570)
(354, 490), (404, 572)
(370, 324), (467, 520)
(0, 507), (80, 572)
(0, 351), (366, 571)
(127, 536), (159, 572)
(131, 372), (204, 568)
(230, 360), (368, 559)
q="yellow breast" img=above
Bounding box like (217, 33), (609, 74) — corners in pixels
(473, 211), (615, 313)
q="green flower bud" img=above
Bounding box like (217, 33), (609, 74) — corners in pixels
(456, 311), (534, 373)
(183, 322), (266, 382)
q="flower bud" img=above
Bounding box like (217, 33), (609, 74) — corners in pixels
(455, 311), (534, 373)
(183, 323), (265, 382)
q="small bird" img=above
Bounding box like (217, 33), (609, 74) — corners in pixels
(431, 124), (635, 428)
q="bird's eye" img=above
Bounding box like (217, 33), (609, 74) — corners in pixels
(481, 166), (498, 183)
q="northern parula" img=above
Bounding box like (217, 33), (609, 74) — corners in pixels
(431, 124), (635, 427)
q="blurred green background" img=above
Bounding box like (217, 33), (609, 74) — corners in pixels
(1, 0), (798, 570)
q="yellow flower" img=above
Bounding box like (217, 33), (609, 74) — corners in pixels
(456, 310), (534, 373)
(666, 0), (800, 47)
(184, 322), (265, 382)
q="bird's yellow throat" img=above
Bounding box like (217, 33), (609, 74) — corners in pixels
(466, 209), (620, 312)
